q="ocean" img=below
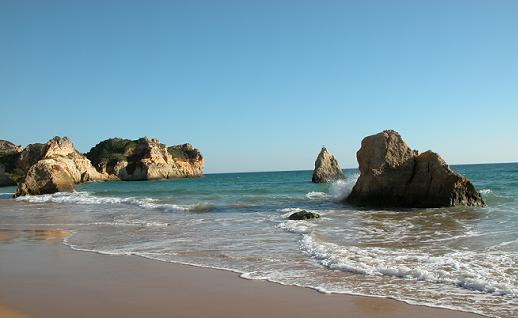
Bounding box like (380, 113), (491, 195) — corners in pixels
(1, 163), (517, 318)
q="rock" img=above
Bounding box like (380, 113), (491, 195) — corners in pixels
(288, 210), (320, 220)
(347, 130), (485, 208)
(0, 139), (23, 186)
(312, 146), (345, 183)
(15, 159), (75, 195)
(15, 137), (109, 196)
(0, 163), (16, 186)
(86, 137), (204, 181)
(14, 136), (205, 196)
(0, 140), (22, 153)
(15, 143), (46, 177)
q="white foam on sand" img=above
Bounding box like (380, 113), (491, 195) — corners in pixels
(299, 234), (517, 297)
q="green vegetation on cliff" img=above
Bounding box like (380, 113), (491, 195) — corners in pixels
(167, 144), (203, 161)
(86, 138), (139, 169)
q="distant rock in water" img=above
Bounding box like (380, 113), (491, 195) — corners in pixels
(346, 130), (485, 208)
(15, 137), (109, 196)
(288, 210), (320, 220)
(86, 137), (204, 181)
(312, 146), (345, 183)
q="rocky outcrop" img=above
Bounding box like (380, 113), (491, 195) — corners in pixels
(288, 210), (320, 220)
(15, 137), (110, 196)
(8, 135), (204, 196)
(86, 138), (204, 181)
(346, 130), (485, 208)
(0, 163), (15, 186)
(0, 140), (23, 186)
(0, 140), (21, 153)
(0, 141), (47, 186)
(312, 147), (345, 183)
(15, 160), (76, 195)
(15, 143), (46, 174)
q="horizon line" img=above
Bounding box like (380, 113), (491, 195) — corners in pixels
(205, 161), (518, 175)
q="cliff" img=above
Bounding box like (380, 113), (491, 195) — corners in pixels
(86, 138), (204, 181)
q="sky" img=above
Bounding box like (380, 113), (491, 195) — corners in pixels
(1, 1), (517, 173)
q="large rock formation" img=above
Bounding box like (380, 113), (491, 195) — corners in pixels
(15, 137), (109, 196)
(86, 137), (204, 181)
(7, 135), (204, 196)
(346, 130), (485, 208)
(312, 147), (345, 183)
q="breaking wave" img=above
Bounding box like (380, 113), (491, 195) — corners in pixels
(15, 191), (214, 212)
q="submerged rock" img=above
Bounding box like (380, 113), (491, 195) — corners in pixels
(346, 130), (485, 208)
(15, 137), (109, 196)
(86, 137), (204, 181)
(288, 210), (320, 220)
(312, 147), (345, 183)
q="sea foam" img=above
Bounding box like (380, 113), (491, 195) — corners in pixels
(15, 191), (211, 212)
(299, 234), (517, 297)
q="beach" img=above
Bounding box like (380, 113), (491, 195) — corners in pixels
(0, 228), (482, 318)
(0, 165), (516, 318)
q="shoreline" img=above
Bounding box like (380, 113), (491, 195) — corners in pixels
(63, 238), (487, 317)
(0, 229), (483, 318)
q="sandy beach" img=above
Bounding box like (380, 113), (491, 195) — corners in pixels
(0, 229), (482, 318)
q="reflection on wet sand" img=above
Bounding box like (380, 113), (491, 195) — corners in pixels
(0, 304), (31, 318)
(0, 229), (70, 243)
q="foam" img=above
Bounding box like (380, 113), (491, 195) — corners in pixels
(277, 220), (317, 234)
(305, 191), (329, 200)
(15, 191), (212, 212)
(299, 234), (517, 297)
(329, 175), (358, 201)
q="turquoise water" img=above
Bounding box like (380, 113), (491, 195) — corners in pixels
(1, 163), (517, 318)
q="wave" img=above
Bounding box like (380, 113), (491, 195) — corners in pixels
(304, 175), (357, 202)
(329, 175), (358, 201)
(305, 191), (329, 200)
(480, 188), (492, 194)
(15, 191), (214, 212)
(300, 234), (517, 297)
(0, 193), (14, 199)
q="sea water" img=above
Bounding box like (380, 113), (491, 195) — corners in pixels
(1, 163), (517, 318)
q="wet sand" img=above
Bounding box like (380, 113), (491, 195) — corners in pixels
(0, 230), (482, 318)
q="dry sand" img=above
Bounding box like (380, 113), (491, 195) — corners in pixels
(0, 230), (482, 318)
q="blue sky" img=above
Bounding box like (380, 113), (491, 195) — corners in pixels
(1, 1), (517, 173)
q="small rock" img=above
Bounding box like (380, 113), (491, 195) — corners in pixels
(288, 210), (320, 220)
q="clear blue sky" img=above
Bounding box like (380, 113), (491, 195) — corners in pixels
(1, 1), (517, 173)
